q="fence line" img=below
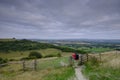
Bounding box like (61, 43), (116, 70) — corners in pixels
(1, 51), (119, 71)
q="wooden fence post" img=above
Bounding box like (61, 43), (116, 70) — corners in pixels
(80, 55), (83, 65)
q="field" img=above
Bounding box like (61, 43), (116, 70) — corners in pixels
(87, 47), (112, 53)
(0, 56), (75, 80)
(83, 51), (120, 80)
(0, 39), (120, 80)
(0, 48), (72, 60)
(0, 47), (74, 80)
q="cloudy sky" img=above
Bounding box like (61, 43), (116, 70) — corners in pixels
(0, 0), (120, 39)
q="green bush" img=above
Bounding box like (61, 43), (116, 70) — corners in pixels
(29, 51), (42, 59)
(9, 59), (17, 61)
(44, 54), (55, 58)
(0, 57), (8, 64)
(57, 53), (61, 57)
(20, 57), (31, 60)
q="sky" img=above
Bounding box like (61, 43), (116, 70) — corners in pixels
(0, 0), (120, 39)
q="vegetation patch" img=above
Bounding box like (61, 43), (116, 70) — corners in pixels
(43, 67), (75, 80)
(0, 57), (75, 80)
(83, 52), (120, 80)
(29, 51), (42, 58)
(0, 57), (8, 64)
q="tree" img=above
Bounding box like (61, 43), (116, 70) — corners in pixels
(29, 52), (42, 59)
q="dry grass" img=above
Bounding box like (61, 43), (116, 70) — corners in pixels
(0, 57), (74, 80)
(101, 51), (120, 69)
(0, 51), (30, 59)
(83, 51), (120, 80)
(0, 69), (51, 80)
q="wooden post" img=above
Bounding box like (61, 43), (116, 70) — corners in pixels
(34, 59), (37, 71)
(80, 55), (83, 65)
(23, 60), (25, 71)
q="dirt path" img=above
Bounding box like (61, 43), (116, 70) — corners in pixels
(75, 67), (87, 80)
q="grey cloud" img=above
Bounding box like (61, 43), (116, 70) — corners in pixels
(0, 0), (120, 39)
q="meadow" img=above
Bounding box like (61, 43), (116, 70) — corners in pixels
(0, 56), (75, 80)
(0, 48), (72, 60)
(83, 51), (120, 80)
(1, 39), (119, 80)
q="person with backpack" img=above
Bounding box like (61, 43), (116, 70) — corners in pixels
(72, 53), (79, 67)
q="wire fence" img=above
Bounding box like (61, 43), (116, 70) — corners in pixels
(0, 57), (70, 72)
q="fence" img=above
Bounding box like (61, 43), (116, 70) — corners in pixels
(69, 54), (89, 66)
(0, 54), (96, 72)
(0, 51), (120, 72)
(0, 57), (70, 72)
(69, 51), (120, 66)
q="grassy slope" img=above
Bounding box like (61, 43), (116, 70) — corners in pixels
(0, 48), (72, 60)
(83, 51), (120, 80)
(0, 57), (75, 80)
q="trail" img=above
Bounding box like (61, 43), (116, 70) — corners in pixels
(75, 67), (87, 80)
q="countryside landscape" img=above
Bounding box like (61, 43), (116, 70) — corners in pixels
(0, 0), (120, 80)
(0, 39), (120, 80)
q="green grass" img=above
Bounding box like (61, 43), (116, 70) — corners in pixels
(43, 67), (75, 80)
(83, 64), (120, 80)
(37, 57), (69, 70)
(0, 51), (30, 59)
(0, 57), (75, 80)
(89, 47), (112, 53)
(0, 48), (62, 60)
(83, 51), (120, 80)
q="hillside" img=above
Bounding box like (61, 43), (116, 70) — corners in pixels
(0, 39), (56, 52)
(0, 39), (87, 55)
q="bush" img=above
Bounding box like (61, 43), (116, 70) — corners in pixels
(29, 51), (42, 59)
(57, 53), (62, 57)
(9, 59), (16, 61)
(44, 54), (55, 58)
(0, 57), (8, 64)
(20, 57), (31, 60)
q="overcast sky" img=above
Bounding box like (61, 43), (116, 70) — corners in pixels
(0, 0), (120, 39)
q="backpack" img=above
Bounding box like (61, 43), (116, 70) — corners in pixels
(72, 53), (79, 60)
(75, 53), (79, 60)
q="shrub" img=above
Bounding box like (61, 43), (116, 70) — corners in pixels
(57, 53), (62, 57)
(9, 59), (16, 61)
(0, 57), (8, 64)
(29, 51), (42, 59)
(20, 57), (29, 60)
(44, 54), (55, 58)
